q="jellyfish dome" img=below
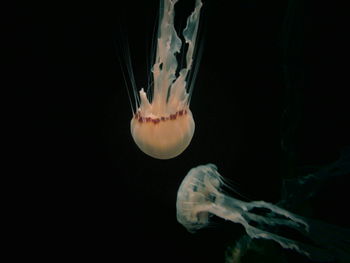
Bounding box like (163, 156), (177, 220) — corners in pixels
(176, 164), (224, 232)
(131, 97), (195, 160)
(130, 0), (203, 159)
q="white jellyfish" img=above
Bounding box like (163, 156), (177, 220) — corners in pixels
(176, 163), (350, 262)
(122, 0), (203, 159)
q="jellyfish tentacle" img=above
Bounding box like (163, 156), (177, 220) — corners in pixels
(208, 199), (334, 261)
(243, 224), (335, 262)
(246, 200), (309, 231)
(242, 211), (303, 230)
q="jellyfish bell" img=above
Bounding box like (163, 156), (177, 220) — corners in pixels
(176, 164), (224, 232)
(130, 90), (195, 159)
(126, 0), (203, 159)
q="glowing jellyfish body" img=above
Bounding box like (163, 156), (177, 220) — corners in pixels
(177, 164), (350, 262)
(130, 0), (203, 159)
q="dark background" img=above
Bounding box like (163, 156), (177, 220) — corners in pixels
(14, 0), (349, 262)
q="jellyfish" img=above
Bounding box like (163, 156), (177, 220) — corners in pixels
(123, 0), (203, 159)
(176, 163), (350, 262)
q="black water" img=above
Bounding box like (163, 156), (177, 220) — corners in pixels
(14, 0), (350, 262)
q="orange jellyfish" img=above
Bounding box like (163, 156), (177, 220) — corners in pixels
(127, 0), (203, 159)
